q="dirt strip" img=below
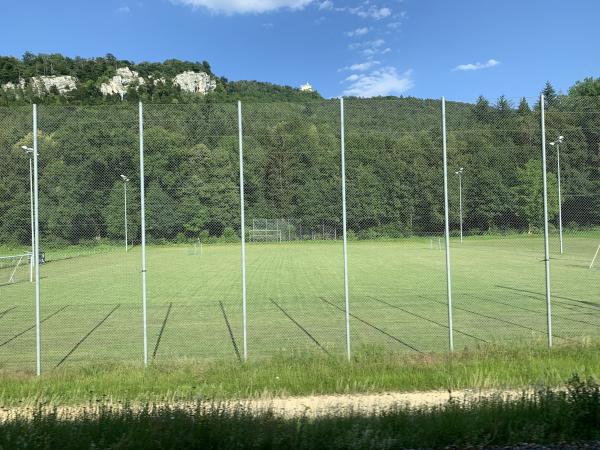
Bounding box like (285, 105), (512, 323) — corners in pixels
(0, 389), (530, 421)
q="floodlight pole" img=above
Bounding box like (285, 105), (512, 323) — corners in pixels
(556, 140), (564, 255)
(540, 95), (553, 348)
(238, 100), (248, 362)
(26, 154), (34, 282)
(340, 97), (351, 361)
(139, 102), (148, 365)
(32, 104), (41, 376)
(441, 98), (454, 353)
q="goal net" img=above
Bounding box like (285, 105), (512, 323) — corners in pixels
(249, 219), (301, 242)
(0, 253), (32, 285)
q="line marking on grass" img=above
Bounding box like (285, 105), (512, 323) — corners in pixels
(152, 302), (172, 361)
(55, 305), (120, 368)
(368, 296), (488, 343)
(319, 297), (422, 353)
(219, 301), (241, 362)
(424, 296), (575, 343)
(0, 306), (70, 348)
(495, 285), (600, 311)
(467, 293), (600, 328)
(269, 299), (331, 356)
(0, 306), (18, 321)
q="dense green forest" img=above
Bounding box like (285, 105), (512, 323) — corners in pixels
(0, 54), (598, 245)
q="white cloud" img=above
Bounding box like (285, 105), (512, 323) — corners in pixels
(115, 5), (130, 13)
(318, 0), (333, 9)
(453, 59), (501, 72)
(349, 5), (392, 19)
(339, 60), (381, 72)
(346, 27), (369, 37)
(173, 0), (314, 14)
(342, 67), (413, 97)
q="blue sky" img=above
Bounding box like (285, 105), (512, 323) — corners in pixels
(1, 0), (598, 102)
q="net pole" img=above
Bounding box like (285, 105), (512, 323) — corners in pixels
(124, 181), (128, 253)
(238, 100), (248, 362)
(540, 95), (553, 348)
(340, 97), (351, 361)
(441, 98), (454, 353)
(29, 157), (34, 282)
(33, 104), (41, 376)
(139, 101), (149, 365)
(557, 142), (563, 254)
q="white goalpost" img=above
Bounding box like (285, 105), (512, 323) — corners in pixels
(0, 253), (32, 285)
(590, 244), (600, 270)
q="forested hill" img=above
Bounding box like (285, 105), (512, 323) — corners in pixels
(0, 53), (323, 105)
(0, 53), (599, 245)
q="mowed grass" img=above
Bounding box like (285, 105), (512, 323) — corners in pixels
(0, 232), (599, 372)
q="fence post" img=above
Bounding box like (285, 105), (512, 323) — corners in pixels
(441, 98), (454, 353)
(238, 100), (248, 362)
(139, 101), (149, 365)
(540, 94), (553, 348)
(33, 104), (41, 376)
(340, 97), (351, 361)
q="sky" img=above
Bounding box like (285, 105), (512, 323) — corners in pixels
(1, 0), (598, 102)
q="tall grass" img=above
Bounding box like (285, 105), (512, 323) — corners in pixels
(2, 343), (600, 406)
(1, 376), (600, 449)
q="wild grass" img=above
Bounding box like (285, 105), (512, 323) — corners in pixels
(1, 376), (600, 449)
(1, 343), (600, 407)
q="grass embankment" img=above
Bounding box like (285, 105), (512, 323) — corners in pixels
(1, 343), (600, 406)
(1, 376), (600, 449)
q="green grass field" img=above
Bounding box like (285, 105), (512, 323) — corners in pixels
(1, 232), (599, 372)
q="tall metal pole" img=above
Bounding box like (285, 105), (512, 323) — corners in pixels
(124, 181), (128, 252)
(238, 100), (248, 362)
(340, 97), (351, 361)
(29, 157), (34, 282)
(139, 102), (148, 365)
(540, 95), (553, 348)
(458, 170), (463, 244)
(32, 104), (41, 376)
(556, 142), (563, 255)
(441, 98), (454, 353)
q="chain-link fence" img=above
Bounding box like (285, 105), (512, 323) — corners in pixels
(0, 95), (598, 373)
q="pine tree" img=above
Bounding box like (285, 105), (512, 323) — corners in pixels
(542, 81), (558, 107)
(517, 97), (531, 115)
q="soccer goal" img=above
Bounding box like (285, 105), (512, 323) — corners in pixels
(0, 253), (32, 285)
(249, 219), (301, 242)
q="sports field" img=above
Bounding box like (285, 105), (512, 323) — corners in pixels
(0, 233), (599, 372)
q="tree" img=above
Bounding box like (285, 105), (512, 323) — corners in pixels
(517, 97), (531, 115)
(474, 96), (493, 123)
(146, 181), (179, 239)
(542, 81), (558, 107)
(103, 181), (140, 242)
(511, 159), (559, 233)
(569, 77), (600, 97)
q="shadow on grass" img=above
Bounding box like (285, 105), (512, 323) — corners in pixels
(2, 376), (600, 449)
(0, 306), (70, 348)
(219, 301), (241, 362)
(269, 299), (331, 356)
(369, 296), (488, 343)
(152, 303), (172, 361)
(319, 297), (422, 353)
(55, 305), (120, 368)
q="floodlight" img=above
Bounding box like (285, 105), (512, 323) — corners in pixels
(21, 145), (34, 153)
(549, 142), (555, 146)
(120, 175), (130, 182)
